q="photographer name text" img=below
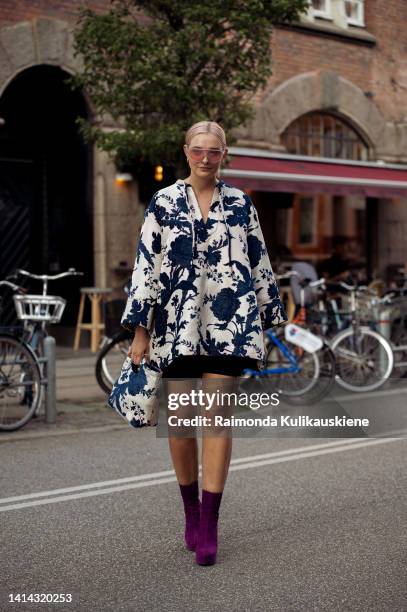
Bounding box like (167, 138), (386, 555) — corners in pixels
(167, 415), (370, 428)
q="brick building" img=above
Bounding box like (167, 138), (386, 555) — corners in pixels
(228, 0), (407, 280)
(0, 1), (407, 330)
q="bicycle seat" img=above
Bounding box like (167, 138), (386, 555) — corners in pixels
(290, 262), (318, 304)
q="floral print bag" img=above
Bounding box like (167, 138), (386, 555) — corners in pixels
(107, 356), (162, 428)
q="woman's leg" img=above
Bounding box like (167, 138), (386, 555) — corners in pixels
(196, 372), (238, 565)
(166, 378), (200, 551)
(200, 372), (235, 492)
(166, 378), (199, 485)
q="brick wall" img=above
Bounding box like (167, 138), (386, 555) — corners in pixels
(0, 1), (110, 26)
(256, 0), (407, 123)
(364, 0), (407, 122)
(2, 0), (406, 124)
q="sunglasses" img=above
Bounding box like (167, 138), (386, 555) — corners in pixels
(187, 146), (224, 162)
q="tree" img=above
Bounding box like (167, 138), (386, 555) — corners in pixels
(72, 0), (308, 172)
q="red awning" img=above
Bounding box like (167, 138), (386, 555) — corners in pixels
(221, 150), (407, 197)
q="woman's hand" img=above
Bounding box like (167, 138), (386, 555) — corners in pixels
(127, 326), (150, 366)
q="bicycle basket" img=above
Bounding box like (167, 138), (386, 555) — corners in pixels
(13, 294), (67, 323)
(103, 299), (127, 338)
(345, 293), (377, 323)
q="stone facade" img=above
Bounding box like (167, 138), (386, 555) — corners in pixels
(1, 1), (406, 284)
(0, 6), (142, 288)
(231, 0), (407, 276)
(234, 1), (407, 163)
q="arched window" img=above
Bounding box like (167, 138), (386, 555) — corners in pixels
(281, 112), (368, 161)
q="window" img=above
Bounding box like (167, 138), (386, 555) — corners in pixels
(281, 112), (369, 161)
(344, 0), (364, 26)
(310, 0), (332, 19)
(298, 197), (316, 245)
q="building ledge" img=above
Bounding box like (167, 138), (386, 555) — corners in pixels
(278, 20), (377, 46)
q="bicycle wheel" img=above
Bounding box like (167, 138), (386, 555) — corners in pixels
(331, 326), (394, 392)
(263, 327), (335, 404)
(0, 334), (42, 431)
(390, 317), (407, 377)
(95, 331), (133, 394)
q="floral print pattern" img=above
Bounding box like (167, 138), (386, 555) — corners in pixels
(121, 179), (287, 372)
(108, 356), (160, 427)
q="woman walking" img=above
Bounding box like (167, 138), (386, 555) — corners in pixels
(123, 121), (287, 566)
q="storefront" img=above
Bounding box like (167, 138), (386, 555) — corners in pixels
(221, 146), (407, 281)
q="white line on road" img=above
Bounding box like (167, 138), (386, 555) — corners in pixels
(334, 385), (407, 402)
(0, 437), (402, 513)
(0, 438), (367, 504)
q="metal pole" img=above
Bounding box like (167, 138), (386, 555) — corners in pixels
(44, 335), (56, 423)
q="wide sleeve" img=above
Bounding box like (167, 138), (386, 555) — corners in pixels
(121, 193), (163, 333)
(245, 195), (288, 330)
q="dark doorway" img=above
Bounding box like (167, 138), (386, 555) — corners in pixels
(252, 191), (294, 259)
(0, 65), (93, 328)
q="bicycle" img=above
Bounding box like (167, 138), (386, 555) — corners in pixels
(95, 298), (133, 394)
(241, 271), (336, 404)
(309, 280), (394, 392)
(0, 268), (83, 431)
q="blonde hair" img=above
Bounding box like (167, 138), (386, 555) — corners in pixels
(185, 121), (226, 149)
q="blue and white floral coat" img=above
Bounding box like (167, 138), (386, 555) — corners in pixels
(121, 178), (287, 372)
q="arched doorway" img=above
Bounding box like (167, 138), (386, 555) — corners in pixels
(0, 65), (93, 329)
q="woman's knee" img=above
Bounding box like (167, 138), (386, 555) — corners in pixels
(200, 374), (238, 436)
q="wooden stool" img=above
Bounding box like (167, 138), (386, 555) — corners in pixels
(73, 287), (113, 352)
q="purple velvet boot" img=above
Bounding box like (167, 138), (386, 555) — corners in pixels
(195, 489), (223, 566)
(179, 480), (201, 551)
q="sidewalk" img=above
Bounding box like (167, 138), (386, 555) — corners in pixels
(0, 401), (125, 442)
(55, 346), (107, 402)
(0, 346), (123, 442)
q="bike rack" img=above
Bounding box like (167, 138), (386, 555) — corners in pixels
(36, 336), (57, 423)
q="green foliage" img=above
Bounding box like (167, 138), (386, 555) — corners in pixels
(71, 0), (308, 170)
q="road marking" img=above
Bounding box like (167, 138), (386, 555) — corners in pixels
(0, 438), (370, 503)
(334, 385), (407, 402)
(0, 437), (402, 513)
(227, 438), (399, 472)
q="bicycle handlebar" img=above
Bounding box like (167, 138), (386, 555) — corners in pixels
(0, 280), (25, 293)
(309, 278), (326, 289)
(12, 268), (84, 297)
(380, 292), (396, 304)
(338, 282), (378, 297)
(275, 271), (327, 290)
(14, 268), (84, 281)
(275, 270), (300, 281)
(338, 281), (355, 291)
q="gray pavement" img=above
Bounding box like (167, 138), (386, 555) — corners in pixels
(55, 346), (106, 403)
(1, 347), (406, 611)
(0, 415), (406, 611)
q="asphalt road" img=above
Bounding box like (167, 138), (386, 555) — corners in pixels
(1, 421), (406, 612)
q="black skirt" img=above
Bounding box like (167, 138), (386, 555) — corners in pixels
(161, 354), (260, 378)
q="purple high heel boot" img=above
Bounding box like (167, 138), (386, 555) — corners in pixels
(179, 480), (201, 551)
(195, 489), (223, 566)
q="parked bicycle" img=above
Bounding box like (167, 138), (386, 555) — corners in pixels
(95, 278), (134, 395)
(0, 268), (83, 431)
(95, 299), (133, 395)
(240, 271), (336, 404)
(292, 276), (394, 393)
